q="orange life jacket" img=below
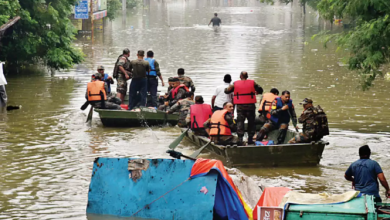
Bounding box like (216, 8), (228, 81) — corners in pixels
(233, 80), (257, 104)
(87, 81), (107, 102)
(259, 93), (278, 119)
(190, 104), (212, 129)
(209, 110), (232, 136)
(171, 84), (189, 99)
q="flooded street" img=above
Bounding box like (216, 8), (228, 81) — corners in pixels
(1, 0), (390, 219)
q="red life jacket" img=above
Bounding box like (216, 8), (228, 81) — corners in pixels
(210, 110), (232, 136)
(171, 84), (189, 99)
(190, 104), (212, 129)
(233, 80), (257, 104)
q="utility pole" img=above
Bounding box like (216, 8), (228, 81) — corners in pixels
(122, 0), (126, 11)
(90, 0), (94, 42)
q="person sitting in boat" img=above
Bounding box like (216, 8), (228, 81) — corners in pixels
(345, 145), (390, 203)
(258, 88), (279, 123)
(167, 68), (196, 93)
(186, 96), (212, 136)
(158, 77), (189, 110)
(204, 102), (241, 146)
(256, 90), (298, 145)
(86, 73), (121, 110)
(167, 91), (195, 127)
(288, 98), (329, 144)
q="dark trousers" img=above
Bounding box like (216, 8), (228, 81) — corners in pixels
(129, 78), (147, 110)
(236, 104), (256, 138)
(147, 77), (158, 107)
(212, 106), (223, 112)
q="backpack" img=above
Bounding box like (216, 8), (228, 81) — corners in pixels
(113, 55), (128, 79)
(313, 105), (329, 140)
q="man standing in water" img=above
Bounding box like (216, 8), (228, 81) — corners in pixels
(208, 13), (222, 27)
(128, 50), (150, 110)
(345, 145), (390, 202)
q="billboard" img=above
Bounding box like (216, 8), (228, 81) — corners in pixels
(75, 0), (89, 19)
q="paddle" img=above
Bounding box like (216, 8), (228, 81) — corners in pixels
(86, 106), (93, 123)
(168, 128), (190, 150)
(80, 101), (90, 110)
(189, 140), (212, 158)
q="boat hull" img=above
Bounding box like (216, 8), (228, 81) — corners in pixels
(95, 108), (179, 127)
(183, 128), (327, 167)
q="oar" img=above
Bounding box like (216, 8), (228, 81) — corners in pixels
(168, 128), (190, 150)
(286, 106), (299, 132)
(189, 140), (212, 158)
(86, 106), (93, 123)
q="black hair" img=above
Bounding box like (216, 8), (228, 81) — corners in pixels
(195, 95), (204, 104)
(123, 48), (130, 55)
(270, 88), (279, 95)
(281, 90), (290, 95)
(359, 145), (371, 158)
(240, 71), (248, 79)
(223, 102), (229, 107)
(223, 74), (232, 83)
(137, 50), (145, 56)
(214, 13), (218, 16)
(147, 51), (154, 57)
(178, 68), (185, 75)
(186, 91), (194, 98)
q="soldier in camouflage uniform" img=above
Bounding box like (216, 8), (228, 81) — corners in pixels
(113, 48), (132, 104)
(167, 68), (196, 92)
(288, 98), (329, 143)
(204, 102), (240, 145)
(167, 92), (195, 127)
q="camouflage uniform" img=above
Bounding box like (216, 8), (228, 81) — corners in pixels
(90, 97), (121, 110)
(114, 55), (131, 95)
(288, 106), (322, 144)
(225, 81), (263, 143)
(168, 75), (196, 92)
(168, 99), (195, 127)
(204, 113), (241, 146)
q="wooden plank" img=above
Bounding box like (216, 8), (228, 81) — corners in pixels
(0, 16), (21, 33)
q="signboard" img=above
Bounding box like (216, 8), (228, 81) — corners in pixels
(75, 0), (89, 19)
(257, 207), (283, 220)
(93, 0), (107, 12)
(93, 10), (107, 20)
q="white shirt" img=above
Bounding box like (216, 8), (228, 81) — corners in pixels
(213, 83), (233, 108)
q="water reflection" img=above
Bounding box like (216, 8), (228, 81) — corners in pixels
(1, 0), (390, 219)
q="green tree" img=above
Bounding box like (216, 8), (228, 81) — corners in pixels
(0, 0), (83, 70)
(316, 0), (390, 89)
(107, 0), (122, 20)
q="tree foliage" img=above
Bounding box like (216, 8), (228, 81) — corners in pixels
(107, 0), (122, 20)
(0, 0), (84, 70)
(316, 0), (390, 89)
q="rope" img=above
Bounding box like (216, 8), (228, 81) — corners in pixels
(130, 177), (191, 217)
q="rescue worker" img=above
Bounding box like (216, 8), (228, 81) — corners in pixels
(159, 77), (188, 110)
(113, 48), (132, 104)
(225, 71), (263, 145)
(167, 92), (195, 128)
(212, 74), (233, 112)
(204, 102), (239, 146)
(128, 50), (150, 110)
(258, 88), (279, 123)
(256, 90), (298, 144)
(288, 98), (329, 144)
(345, 145), (390, 202)
(97, 65), (114, 96)
(187, 96), (212, 136)
(145, 51), (165, 107)
(168, 68), (195, 92)
(86, 73), (121, 110)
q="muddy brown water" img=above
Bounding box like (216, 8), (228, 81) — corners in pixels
(1, 0), (390, 219)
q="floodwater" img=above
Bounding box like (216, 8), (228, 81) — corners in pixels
(1, 0), (390, 219)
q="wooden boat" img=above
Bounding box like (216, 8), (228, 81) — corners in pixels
(95, 107), (179, 127)
(182, 128), (328, 167)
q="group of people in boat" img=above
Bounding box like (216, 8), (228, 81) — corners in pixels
(86, 48), (329, 146)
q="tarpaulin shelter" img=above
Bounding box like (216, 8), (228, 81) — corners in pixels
(253, 187), (291, 220)
(87, 158), (252, 220)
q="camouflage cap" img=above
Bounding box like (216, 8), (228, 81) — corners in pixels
(97, 65), (105, 70)
(299, 98), (313, 105)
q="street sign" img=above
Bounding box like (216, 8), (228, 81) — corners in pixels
(75, 0), (89, 19)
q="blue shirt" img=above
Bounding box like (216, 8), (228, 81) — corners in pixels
(103, 73), (111, 94)
(345, 159), (383, 198)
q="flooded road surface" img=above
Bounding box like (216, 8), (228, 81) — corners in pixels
(2, 0), (390, 219)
